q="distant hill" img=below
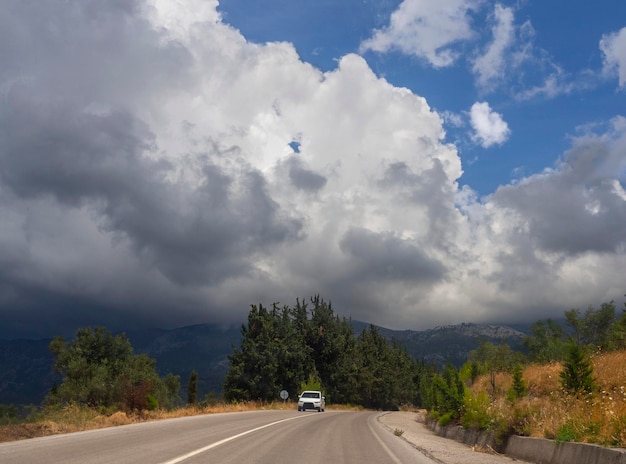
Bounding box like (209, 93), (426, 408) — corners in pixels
(371, 322), (528, 367)
(0, 321), (528, 407)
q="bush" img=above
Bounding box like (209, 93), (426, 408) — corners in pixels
(555, 420), (580, 443)
(438, 412), (455, 426)
(461, 391), (491, 429)
(146, 395), (158, 411)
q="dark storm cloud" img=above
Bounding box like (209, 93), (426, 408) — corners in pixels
(0, 0), (192, 109)
(339, 227), (445, 282)
(287, 157), (327, 191)
(0, 1), (303, 294)
(0, 94), (302, 285)
(491, 135), (626, 255)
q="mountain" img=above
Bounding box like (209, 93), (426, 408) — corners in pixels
(373, 322), (528, 367)
(0, 338), (60, 406)
(0, 321), (528, 407)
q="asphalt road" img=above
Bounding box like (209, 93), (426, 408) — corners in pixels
(0, 410), (438, 464)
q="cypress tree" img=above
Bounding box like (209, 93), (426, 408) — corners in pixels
(187, 370), (198, 405)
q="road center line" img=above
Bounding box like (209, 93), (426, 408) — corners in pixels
(159, 414), (311, 464)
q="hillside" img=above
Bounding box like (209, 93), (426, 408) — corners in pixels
(465, 350), (626, 447)
(0, 321), (528, 406)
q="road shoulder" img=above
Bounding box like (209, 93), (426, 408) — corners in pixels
(378, 411), (532, 464)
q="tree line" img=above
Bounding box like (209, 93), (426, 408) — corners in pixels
(223, 296), (431, 409)
(4, 294), (623, 423)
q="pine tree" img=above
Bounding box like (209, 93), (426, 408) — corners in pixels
(560, 343), (595, 395)
(507, 364), (526, 401)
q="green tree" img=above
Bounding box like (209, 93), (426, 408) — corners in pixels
(524, 319), (567, 362)
(353, 325), (394, 409)
(469, 341), (522, 395)
(306, 296), (355, 404)
(506, 364), (526, 401)
(224, 304), (282, 401)
(565, 302), (616, 349)
(428, 363), (465, 423)
(161, 373), (181, 410)
(272, 303), (313, 398)
(187, 370), (198, 405)
(560, 342), (595, 396)
(607, 298), (626, 351)
(299, 373), (322, 393)
(49, 327), (166, 411)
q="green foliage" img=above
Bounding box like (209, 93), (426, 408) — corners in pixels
(187, 370), (198, 405)
(524, 319), (567, 362)
(426, 363), (465, 422)
(607, 299), (626, 350)
(299, 374), (322, 393)
(224, 296), (427, 409)
(161, 373), (181, 410)
(224, 302), (312, 402)
(470, 341), (523, 395)
(438, 412), (455, 426)
(555, 420), (580, 443)
(49, 327), (174, 412)
(461, 391), (491, 429)
(0, 404), (19, 425)
(459, 360), (484, 386)
(560, 342), (595, 395)
(146, 394), (158, 411)
(565, 302), (616, 349)
(506, 364), (526, 402)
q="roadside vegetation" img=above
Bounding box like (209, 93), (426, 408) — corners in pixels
(1, 295), (625, 448)
(425, 298), (626, 447)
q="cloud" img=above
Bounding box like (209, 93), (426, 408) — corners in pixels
(359, 0), (481, 68)
(469, 102), (511, 147)
(0, 0), (624, 338)
(471, 4), (515, 91)
(601, 27), (626, 87)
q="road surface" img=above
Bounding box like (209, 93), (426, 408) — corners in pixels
(0, 410), (530, 463)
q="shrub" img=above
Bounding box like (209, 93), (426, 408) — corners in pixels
(438, 412), (454, 426)
(461, 391), (491, 429)
(555, 420), (580, 443)
(146, 395), (158, 411)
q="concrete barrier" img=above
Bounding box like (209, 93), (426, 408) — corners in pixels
(505, 435), (626, 464)
(426, 419), (626, 464)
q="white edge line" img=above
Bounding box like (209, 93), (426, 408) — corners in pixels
(159, 414), (311, 464)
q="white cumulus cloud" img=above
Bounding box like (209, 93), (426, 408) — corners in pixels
(601, 27), (626, 87)
(469, 101), (511, 147)
(360, 0), (481, 68)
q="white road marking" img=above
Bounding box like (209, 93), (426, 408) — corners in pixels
(159, 414), (311, 464)
(367, 415), (404, 464)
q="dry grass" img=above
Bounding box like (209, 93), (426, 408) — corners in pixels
(467, 350), (626, 447)
(0, 400), (362, 443)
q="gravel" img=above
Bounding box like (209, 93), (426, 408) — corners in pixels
(378, 411), (533, 464)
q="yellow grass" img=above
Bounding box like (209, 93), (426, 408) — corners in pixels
(467, 350), (626, 447)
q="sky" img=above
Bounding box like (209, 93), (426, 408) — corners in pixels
(1, 0), (625, 339)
